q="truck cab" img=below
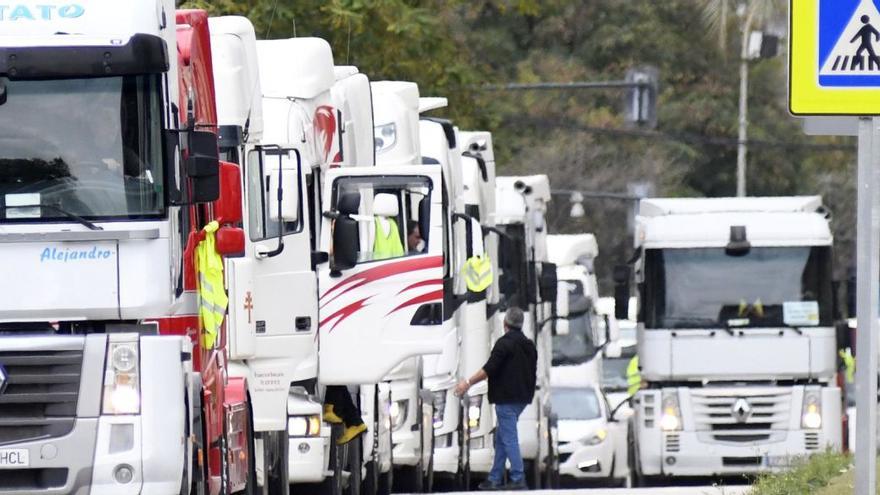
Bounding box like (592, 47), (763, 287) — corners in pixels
(622, 196), (842, 480)
(494, 175), (559, 488)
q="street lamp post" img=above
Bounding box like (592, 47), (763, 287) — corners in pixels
(736, 8), (756, 198)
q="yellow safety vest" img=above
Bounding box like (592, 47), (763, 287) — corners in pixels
(462, 254), (493, 293)
(196, 221), (228, 349)
(839, 348), (855, 384)
(627, 355), (641, 396)
(373, 217), (404, 259)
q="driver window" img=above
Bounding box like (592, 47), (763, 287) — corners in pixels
(245, 148), (302, 241)
(332, 176), (432, 265)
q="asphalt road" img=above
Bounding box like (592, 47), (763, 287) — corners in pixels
(403, 487), (752, 495)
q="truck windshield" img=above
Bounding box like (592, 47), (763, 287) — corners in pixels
(0, 76), (165, 223)
(552, 280), (598, 366)
(643, 246), (833, 329)
(551, 387), (602, 420)
(602, 356), (631, 393)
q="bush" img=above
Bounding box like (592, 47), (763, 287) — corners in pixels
(750, 451), (852, 495)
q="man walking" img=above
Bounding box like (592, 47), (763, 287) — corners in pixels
(455, 306), (537, 490)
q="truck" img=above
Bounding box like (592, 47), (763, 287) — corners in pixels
(0, 3), (254, 494)
(494, 175), (559, 488)
(618, 196), (842, 481)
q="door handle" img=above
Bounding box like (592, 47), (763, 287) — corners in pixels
(295, 317), (312, 332)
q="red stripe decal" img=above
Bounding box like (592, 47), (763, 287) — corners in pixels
(397, 279), (443, 295)
(320, 255), (442, 308)
(386, 289), (444, 317)
(320, 296), (371, 333)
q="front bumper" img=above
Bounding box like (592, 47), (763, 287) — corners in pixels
(640, 429), (836, 476)
(558, 441), (614, 479)
(288, 436), (326, 483)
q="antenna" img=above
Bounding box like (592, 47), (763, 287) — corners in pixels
(346, 18), (352, 64)
(264, 0), (279, 39)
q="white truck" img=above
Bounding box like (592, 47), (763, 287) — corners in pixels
(620, 196), (842, 481)
(0, 3), (261, 494)
(494, 175), (559, 488)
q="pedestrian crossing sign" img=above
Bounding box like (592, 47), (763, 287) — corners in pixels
(791, 0), (880, 114)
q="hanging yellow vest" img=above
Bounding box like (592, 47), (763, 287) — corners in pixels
(626, 355), (641, 396)
(839, 348), (855, 384)
(373, 217), (404, 259)
(196, 221), (228, 349)
(462, 254), (493, 293)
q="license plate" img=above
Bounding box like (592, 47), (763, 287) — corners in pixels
(0, 449), (29, 468)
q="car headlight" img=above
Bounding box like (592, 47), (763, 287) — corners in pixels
(581, 427), (607, 446)
(289, 415), (321, 437)
(802, 389), (822, 429)
(659, 391), (682, 431)
(102, 341), (140, 415)
(374, 123), (397, 153)
(468, 395), (483, 431)
(432, 390), (447, 429)
(389, 399), (409, 431)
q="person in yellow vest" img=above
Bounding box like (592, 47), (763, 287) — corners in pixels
(839, 347), (855, 385)
(372, 193), (404, 260)
(627, 355), (642, 396)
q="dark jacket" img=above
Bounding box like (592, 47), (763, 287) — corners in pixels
(482, 329), (538, 404)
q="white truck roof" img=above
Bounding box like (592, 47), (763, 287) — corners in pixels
(419, 97), (448, 113)
(547, 234), (598, 267)
(256, 38), (335, 99)
(637, 196), (832, 248)
(209, 16), (263, 142)
(496, 175), (551, 222)
(372, 81), (421, 166)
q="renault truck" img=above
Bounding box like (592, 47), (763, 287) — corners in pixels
(619, 196), (842, 481)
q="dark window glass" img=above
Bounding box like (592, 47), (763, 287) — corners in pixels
(643, 247), (833, 329)
(0, 76), (165, 221)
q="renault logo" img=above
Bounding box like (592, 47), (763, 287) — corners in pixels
(0, 365), (7, 395)
(732, 398), (752, 423)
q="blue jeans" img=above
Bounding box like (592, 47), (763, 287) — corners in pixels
(489, 403), (527, 484)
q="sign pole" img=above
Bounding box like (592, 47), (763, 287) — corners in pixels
(855, 116), (880, 495)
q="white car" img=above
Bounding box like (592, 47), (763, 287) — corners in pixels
(553, 385), (630, 486)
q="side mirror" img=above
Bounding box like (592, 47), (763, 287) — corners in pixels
(267, 154), (299, 222)
(613, 264), (631, 320)
(554, 282), (571, 336)
(539, 262), (558, 303)
(215, 226), (245, 257)
(609, 395), (633, 422)
(186, 130), (220, 203)
(214, 161), (243, 224)
(331, 215), (359, 271)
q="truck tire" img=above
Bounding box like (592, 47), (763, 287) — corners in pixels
(261, 430), (289, 495)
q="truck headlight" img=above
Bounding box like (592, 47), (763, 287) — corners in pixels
(389, 399), (409, 431)
(659, 391), (681, 431)
(102, 341), (140, 415)
(432, 390), (447, 429)
(374, 123), (397, 153)
(581, 427), (607, 446)
(468, 395), (483, 431)
(289, 415), (321, 437)
(802, 390), (822, 430)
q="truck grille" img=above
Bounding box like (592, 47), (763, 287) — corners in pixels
(690, 388), (791, 444)
(665, 433), (680, 452)
(805, 432), (820, 450)
(0, 350), (83, 446)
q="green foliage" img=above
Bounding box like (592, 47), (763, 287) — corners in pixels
(750, 451), (851, 495)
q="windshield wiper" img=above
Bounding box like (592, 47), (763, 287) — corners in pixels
(4, 203), (103, 231)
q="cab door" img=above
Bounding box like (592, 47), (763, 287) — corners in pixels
(317, 165), (448, 384)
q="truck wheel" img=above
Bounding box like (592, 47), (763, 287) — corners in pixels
(262, 430), (289, 495)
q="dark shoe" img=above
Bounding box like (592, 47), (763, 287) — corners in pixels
(477, 479), (503, 491)
(505, 479), (528, 490)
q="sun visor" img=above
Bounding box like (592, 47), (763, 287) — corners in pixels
(0, 34), (168, 79)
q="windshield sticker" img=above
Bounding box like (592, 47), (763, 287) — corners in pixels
(5, 193), (39, 219)
(783, 301), (820, 327)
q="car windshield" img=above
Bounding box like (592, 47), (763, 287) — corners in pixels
(551, 387), (602, 420)
(643, 247), (833, 329)
(552, 280), (598, 366)
(0, 76), (165, 222)
(602, 357), (631, 392)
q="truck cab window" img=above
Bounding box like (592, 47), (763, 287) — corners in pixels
(332, 175), (432, 265)
(245, 148), (302, 241)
